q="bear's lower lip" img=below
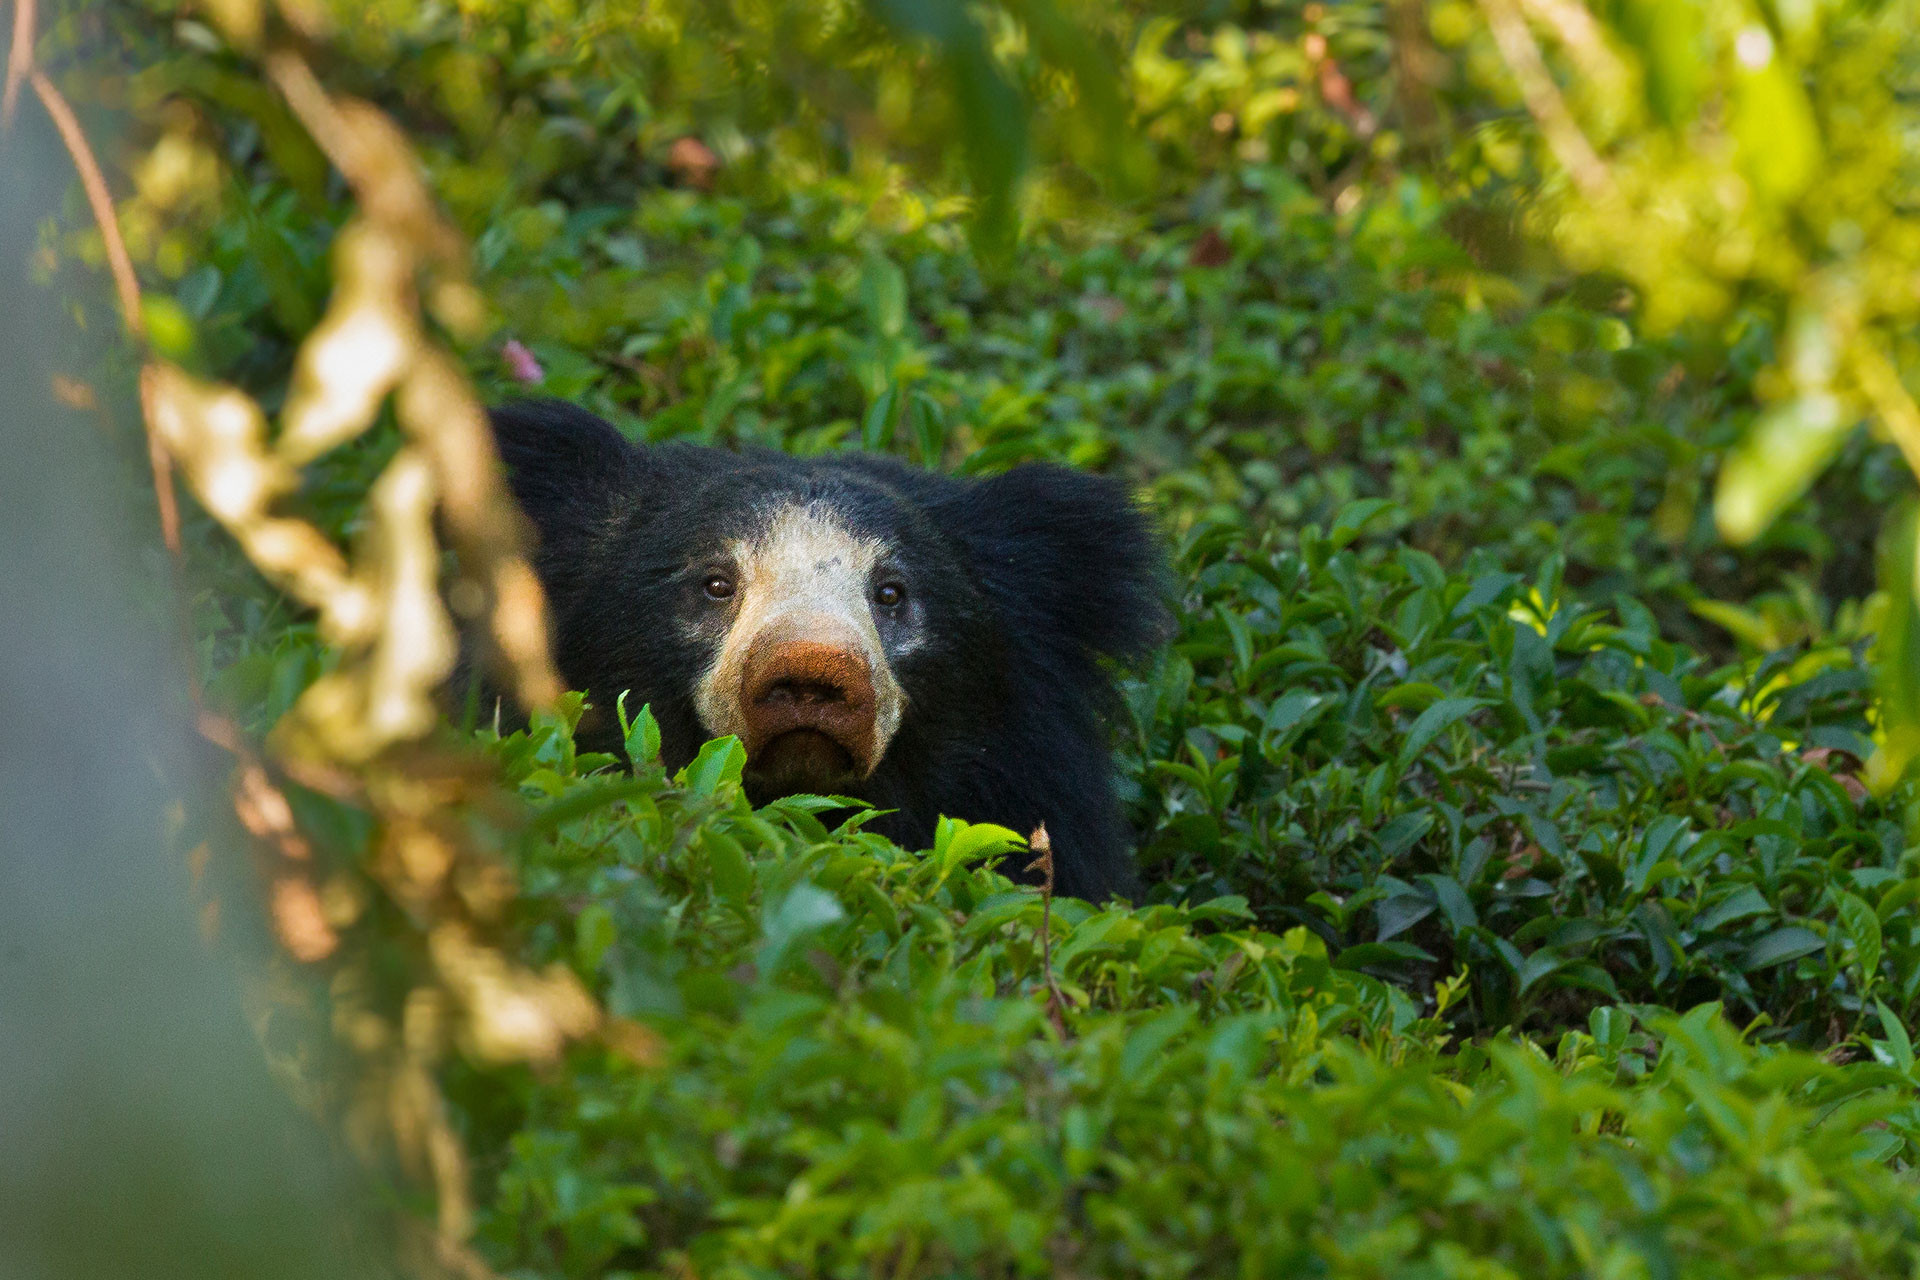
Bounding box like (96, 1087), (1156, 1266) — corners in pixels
(747, 728), (857, 794)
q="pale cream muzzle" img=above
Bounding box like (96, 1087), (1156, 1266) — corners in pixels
(691, 505), (906, 791)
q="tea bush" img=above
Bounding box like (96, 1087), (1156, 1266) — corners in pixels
(1138, 520), (1910, 1038)
(437, 705), (1920, 1277)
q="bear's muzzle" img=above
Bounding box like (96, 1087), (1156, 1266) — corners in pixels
(738, 623), (878, 792)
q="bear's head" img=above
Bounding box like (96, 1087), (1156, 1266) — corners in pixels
(488, 399), (1169, 899)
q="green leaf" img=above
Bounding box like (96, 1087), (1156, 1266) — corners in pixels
(1417, 874), (1478, 932)
(907, 388), (946, 465)
(761, 793), (864, 817)
(1633, 901), (1685, 986)
(1875, 998), (1914, 1073)
(756, 883), (845, 975)
(860, 252), (909, 339)
(1261, 690), (1331, 743)
(1453, 571), (1523, 617)
(1517, 948), (1569, 996)
(1875, 505), (1920, 782)
(1616, 0), (1701, 126)
(1589, 1005), (1631, 1051)
(868, 0), (1028, 257)
(616, 691), (661, 770)
(1335, 941), (1437, 970)
(1375, 893), (1434, 942)
(1184, 896), (1254, 923)
(932, 818), (1026, 871)
(1694, 885), (1771, 933)
(1377, 682), (1447, 712)
(142, 295), (197, 359)
(1687, 599), (1777, 652)
(1837, 891), (1882, 988)
(863, 383), (899, 451)
(575, 903), (616, 972)
(705, 830), (754, 906)
(1396, 697), (1490, 772)
(1329, 499), (1399, 549)
(679, 736), (747, 797)
(1120, 1007), (1195, 1080)
(177, 265), (223, 320)
(1741, 925), (1826, 972)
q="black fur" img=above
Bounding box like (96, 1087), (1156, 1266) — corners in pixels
(490, 399), (1170, 902)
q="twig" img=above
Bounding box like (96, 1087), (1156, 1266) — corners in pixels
(1518, 0), (1627, 87)
(1025, 824), (1069, 1037)
(1, 0), (32, 128)
(27, 70), (142, 337)
(1477, 0), (1612, 200)
(27, 66), (183, 553)
(135, 362), (183, 553)
(263, 51), (359, 178)
(263, 49), (450, 258)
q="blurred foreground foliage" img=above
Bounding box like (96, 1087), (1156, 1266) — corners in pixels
(24, 0), (1920, 1272)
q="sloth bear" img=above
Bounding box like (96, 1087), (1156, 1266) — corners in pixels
(490, 400), (1169, 902)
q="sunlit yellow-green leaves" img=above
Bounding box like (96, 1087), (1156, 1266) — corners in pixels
(1729, 23), (1819, 200)
(1462, 0), (1920, 779)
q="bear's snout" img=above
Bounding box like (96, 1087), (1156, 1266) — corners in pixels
(739, 626), (878, 791)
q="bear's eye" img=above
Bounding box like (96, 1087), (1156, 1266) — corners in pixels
(874, 581), (906, 609)
(702, 574), (736, 601)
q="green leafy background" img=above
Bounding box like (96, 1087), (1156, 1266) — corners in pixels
(41, 0), (1920, 1273)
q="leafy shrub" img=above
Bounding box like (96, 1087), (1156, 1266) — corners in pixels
(129, 2), (1910, 656)
(451, 178), (1908, 665)
(1138, 515), (1910, 1038)
(436, 707), (1920, 1277)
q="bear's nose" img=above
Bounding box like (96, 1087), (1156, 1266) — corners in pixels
(738, 625), (879, 789)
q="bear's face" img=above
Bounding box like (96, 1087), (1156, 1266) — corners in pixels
(689, 501), (908, 793)
(490, 399), (1168, 901)
(659, 480), (991, 798)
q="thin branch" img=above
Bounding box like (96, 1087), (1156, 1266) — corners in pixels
(31, 68), (182, 553)
(2, 0), (32, 128)
(135, 362), (183, 553)
(1025, 824), (1069, 1037)
(263, 49), (447, 254)
(31, 69), (142, 337)
(1519, 0), (1627, 88)
(1477, 0), (1613, 200)
(262, 50), (352, 175)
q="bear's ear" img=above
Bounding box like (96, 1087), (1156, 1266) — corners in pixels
(952, 463), (1171, 663)
(489, 399), (637, 550)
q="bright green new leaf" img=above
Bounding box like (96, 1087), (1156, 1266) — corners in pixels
(931, 818), (1027, 871)
(678, 736), (747, 797)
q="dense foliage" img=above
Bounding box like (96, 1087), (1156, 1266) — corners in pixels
(32, 0), (1920, 1273)
(446, 707), (1920, 1276)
